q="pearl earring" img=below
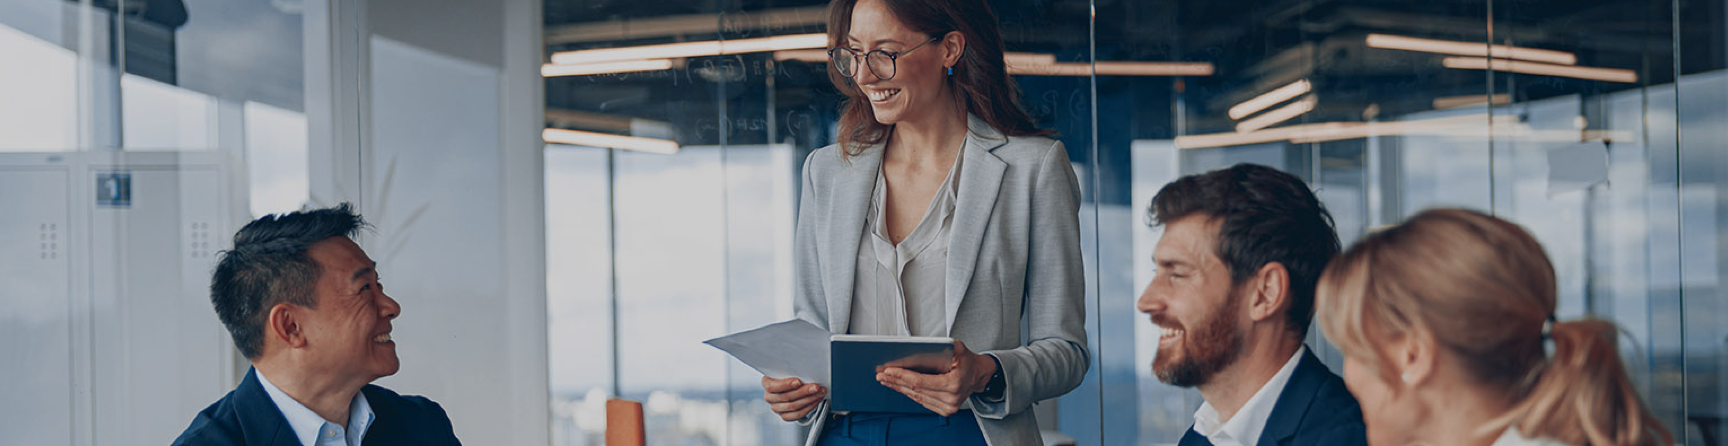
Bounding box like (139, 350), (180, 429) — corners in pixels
(1401, 372), (1415, 384)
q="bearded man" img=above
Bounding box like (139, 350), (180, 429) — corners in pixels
(1136, 164), (1365, 446)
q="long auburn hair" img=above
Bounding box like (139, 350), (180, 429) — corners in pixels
(825, 0), (1051, 156)
(1317, 208), (1674, 446)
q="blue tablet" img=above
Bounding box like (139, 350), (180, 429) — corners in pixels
(828, 335), (955, 414)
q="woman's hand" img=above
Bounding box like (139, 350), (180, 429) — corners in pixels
(762, 376), (826, 421)
(876, 340), (997, 416)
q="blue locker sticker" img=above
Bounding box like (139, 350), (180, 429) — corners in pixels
(97, 172), (131, 207)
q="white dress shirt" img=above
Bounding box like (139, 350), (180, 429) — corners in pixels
(849, 152), (961, 337)
(1192, 346), (1307, 446)
(255, 369), (376, 446)
(1489, 427), (1573, 446)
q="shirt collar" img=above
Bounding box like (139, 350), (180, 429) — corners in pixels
(255, 369), (375, 446)
(346, 390), (375, 446)
(1193, 346), (1308, 446)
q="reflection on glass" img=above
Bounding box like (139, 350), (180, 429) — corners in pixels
(0, 20), (78, 152)
(244, 101), (310, 217)
(544, 0), (1728, 445)
(546, 147), (616, 446)
(0, 0), (316, 443)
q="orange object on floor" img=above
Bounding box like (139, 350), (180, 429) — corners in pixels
(605, 398), (645, 446)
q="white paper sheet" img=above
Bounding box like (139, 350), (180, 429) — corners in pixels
(704, 319), (832, 387)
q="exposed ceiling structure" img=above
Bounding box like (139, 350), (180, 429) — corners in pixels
(542, 0), (1700, 151)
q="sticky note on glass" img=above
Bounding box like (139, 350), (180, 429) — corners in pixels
(1547, 142), (1608, 197)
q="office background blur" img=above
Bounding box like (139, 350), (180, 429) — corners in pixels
(2, 0), (1725, 445)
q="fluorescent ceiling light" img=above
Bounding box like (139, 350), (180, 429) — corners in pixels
(1441, 57), (1637, 84)
(1366, 33), (1577, 65)
(773, 49), (829, 63)
(1431, 93), (1510, 109)
(546, 6), (827, 45)
(1011, 61), (1214, 77)
(1176, 114), (1505, 149)
(543, 128), (680, 154)
(550, 33), (828, 65)
(1236, 95), (1317, 133)
(1176, 114), (1624, 149)
(1094, 61), (1214, 76)
(542, 59), (674, 77)
(1228, 79), (1311, 120)
(1005, 52), (1059, 69)
(545, 108), (675, 140)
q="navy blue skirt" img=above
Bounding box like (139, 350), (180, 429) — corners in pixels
(818, 410), (987, 446)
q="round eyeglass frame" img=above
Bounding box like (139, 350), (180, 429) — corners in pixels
(826, 36), (942, 81)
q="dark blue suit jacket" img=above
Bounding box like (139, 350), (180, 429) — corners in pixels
(1178, 348), (1368, 446)
(172, 369), (461, 446)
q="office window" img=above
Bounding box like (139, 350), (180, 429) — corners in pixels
(0, 0), (326, 443)
(541, 1), (1728, 445)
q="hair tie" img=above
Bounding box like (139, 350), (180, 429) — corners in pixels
(1540, 315), (1557, 357)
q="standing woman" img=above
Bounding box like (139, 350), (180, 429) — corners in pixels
(1316, 208), (1674, 446)
(759, 0), (1089, 445)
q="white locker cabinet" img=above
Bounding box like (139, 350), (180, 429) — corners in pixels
(1, 151), (237, 445)
(0, 167), (74, 446)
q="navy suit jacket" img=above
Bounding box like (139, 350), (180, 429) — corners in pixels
(1178, 348), (1368, 446)
(172, 369), (461, 446)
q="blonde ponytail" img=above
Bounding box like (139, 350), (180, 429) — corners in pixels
(1488, 320), (1673, 446)
(1318, 208), (1675, 446)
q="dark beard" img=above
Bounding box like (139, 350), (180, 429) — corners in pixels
(1152, 287), (1245, 387)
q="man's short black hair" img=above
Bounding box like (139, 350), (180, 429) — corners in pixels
(1148, 163), (1340, 339)
(211, 203), (368, 359)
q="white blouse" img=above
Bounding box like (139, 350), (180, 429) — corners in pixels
(1489, 427), (1573, 446)
(849, 152), (962, 337)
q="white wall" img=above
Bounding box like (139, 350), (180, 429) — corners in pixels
(316, 0), (550, 443)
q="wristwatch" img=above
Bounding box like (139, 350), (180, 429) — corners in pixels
(980, 355), (1006, 401)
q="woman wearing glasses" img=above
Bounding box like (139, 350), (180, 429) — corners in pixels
(1316, 208), (1673, 446)
(759, 0), (1088, 445)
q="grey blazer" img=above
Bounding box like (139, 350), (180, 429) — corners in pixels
(793, 115), (1090, 446)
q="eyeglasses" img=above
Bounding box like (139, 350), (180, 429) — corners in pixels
(827, 36), (941, 81)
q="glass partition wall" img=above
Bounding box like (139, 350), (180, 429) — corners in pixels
(1, 0), (345, 443)
(543, 0), (1726, 445)
(3, 0), (548, 443)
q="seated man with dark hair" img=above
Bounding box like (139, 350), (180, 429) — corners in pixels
(174, 204), (460, 446)
(1138, 164), (1366, 446)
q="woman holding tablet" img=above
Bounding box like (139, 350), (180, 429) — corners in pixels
(759, 0), (1088, 444)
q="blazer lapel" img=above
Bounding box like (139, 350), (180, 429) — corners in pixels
(360, 386), (400, 445)
(1178, 428), (1216, 446)
(944, 115), (1007, 331)
(822, 143), (883, 333)
(1257, 348), (1329, 446)
(235, 369), (301, 446)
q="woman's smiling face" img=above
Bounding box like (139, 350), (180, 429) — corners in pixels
(844, 0), (955, 126)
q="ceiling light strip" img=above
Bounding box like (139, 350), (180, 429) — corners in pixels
(543, 128), (680, 154)
(1228, 79), (1312, 120)
(1440, 57), (1637, 84)
(1366, 33), (1577, 65)
(541, 59), (674, 77)
(1176, 114), (1524, 149)
(1235, 95), (1317, 133)
(1009, 61), (1214, 77)
(550, 33), (828, 65)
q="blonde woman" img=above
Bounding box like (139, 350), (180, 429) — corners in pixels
(1317, 208), (1673, 446)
